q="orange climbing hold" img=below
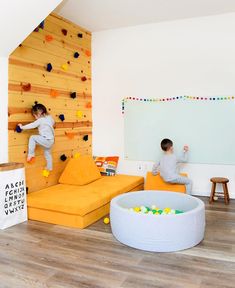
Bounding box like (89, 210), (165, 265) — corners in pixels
(65, 131), (76, 139)
(50, 89), (59, 98)
(85, 50), (91, 57)
(45, 35), (53, 42)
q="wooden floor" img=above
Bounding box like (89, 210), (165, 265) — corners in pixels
(0, 196), (235, 288)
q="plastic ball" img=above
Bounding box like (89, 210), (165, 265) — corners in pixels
(134, 207), (141, 212)
(164, 207), (171, 214)
(103, 217), (110, 224)
(140, 206), (147, 213)
(175, 210), (183, 214)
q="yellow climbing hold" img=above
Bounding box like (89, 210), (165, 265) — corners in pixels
(61, 64), (68, 71)
(42, 169), (50, 177)
(76, 110), (83, 118)
(74, 152), (81, 159)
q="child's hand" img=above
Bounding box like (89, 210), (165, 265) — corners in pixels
(183, 145), (189, 152)
(18, 124), (23, 129)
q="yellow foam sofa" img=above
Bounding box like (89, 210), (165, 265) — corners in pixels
(27, 155), (144, 228)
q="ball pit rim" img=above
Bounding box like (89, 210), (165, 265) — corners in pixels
(111, 190), (205, 218)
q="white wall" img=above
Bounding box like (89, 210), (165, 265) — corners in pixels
(0, 57), (8, 163)
(0, 0), (62, 56)
(92, 13), (235, 198)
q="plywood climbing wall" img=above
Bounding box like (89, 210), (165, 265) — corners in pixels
(8, 13), (92, 193)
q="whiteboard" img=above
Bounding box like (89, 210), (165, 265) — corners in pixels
(124, 97), (235, 164)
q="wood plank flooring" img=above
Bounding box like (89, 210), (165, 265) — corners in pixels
(0, 196), (235, 288)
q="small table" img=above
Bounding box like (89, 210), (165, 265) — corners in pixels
(209, 177), (230, 205)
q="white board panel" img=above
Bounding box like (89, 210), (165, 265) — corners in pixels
(124, 97), (235, 164)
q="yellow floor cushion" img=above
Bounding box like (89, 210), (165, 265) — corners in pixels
(28, 174), (144, 217)
(145, 172), (187, 193)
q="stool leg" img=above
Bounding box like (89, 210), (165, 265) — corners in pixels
(223, 183), (229, 204)
(222, 183), (228, 204)
(226, 184), (230, 201)
(209, 182), (216, 204)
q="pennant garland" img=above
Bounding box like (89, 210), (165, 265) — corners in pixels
(122, 95), (235, 114)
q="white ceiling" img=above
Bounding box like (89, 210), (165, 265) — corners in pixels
(54, 0), (235, 32)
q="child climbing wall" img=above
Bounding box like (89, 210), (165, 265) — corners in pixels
(8, 13), (92, 193)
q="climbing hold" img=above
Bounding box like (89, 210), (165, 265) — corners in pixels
(61, 29), (68, 36)
(85, 50), (91, 57)
(46, 63), (53, 72)
(26, 187), (29, 194)
(61, 64), (68, 71)
(77, 33), (83, 38)
(22, 83), (31, 91)
(83, 135), (88, 141)
(16, 125), (22, 133)
(76, 110), (83, 118)
(45, 35), (53, 42)
(74, 52), (79, 58)
(42, 169), (50, 177)
(50, 89), (59, 97)
(86, 102), (92, 108)
(39, 21), (45, 29)
(65, 131), (76, 139)
(60, 154), (67, 161)
(58, 114), (65, 121)
(34, 20), (44, 32)
(81, 76), (87, 82)
(70, 92), (76, 99)
(74, 152), (80, 159)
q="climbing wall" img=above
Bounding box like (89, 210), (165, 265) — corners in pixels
(8, 13), (92, 193)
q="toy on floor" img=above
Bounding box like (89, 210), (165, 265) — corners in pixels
(103, 217), (110, 224)
(128, 205), (184, 215)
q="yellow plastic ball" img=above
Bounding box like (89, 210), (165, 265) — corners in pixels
(134, 207), (141, 212)
(164, 207), (171, 214)
(103, 217), (110, 224)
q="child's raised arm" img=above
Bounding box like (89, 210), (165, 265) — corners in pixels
(18, 118), (41, 130)
(177, 145), (189, 163)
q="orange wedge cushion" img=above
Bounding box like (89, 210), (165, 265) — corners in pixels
(59, 155), (101, 185)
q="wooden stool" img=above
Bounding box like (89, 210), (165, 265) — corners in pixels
(209, 177), (230, 204)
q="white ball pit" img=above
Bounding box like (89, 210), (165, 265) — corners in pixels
(110, 191), (205, 252)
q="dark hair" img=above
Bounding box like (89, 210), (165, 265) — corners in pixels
(161, 138), (173, 151)
(31, 102), (48, 116)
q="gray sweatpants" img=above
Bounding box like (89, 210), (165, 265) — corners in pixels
(168, 176), (192, 194)
(28, 135), (54, 171)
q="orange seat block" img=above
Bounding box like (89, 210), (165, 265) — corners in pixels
(144, 172), (187, 193)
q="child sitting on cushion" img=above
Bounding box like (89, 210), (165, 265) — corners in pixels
(152, 138), (192, 194)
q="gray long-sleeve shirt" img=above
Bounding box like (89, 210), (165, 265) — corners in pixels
(152, 152), (188, 181)
(21, 115), (55, 140)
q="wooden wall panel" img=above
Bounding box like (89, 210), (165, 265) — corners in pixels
(8, 13), (92, 193)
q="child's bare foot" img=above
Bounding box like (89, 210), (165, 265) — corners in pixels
(27, 156), (35, 163)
